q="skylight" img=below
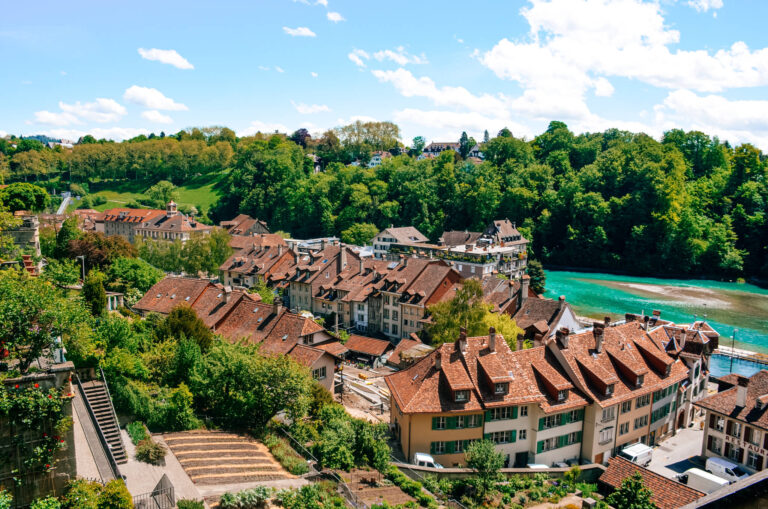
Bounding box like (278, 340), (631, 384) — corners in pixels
(185, 296), (190, 301)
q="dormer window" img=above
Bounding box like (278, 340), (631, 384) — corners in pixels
(455, 390), (469, 403)
(606, 384), (615, 396)
(557, 389), (568, 401)
(495, 383), (508, 395)
(636, 375), (645, 387)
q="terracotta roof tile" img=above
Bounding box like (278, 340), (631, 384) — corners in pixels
(346, 335), (393, 357)
(133, 277), (212, 315)
(599, 457), (704, 509)
(695, 370), (768, 431)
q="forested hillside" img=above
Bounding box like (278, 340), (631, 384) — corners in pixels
(2, 121), (766, 279)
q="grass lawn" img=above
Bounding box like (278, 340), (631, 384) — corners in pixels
(67, 173), (227, 213)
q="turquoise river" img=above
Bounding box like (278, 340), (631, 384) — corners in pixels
(543, 270), (768, 359)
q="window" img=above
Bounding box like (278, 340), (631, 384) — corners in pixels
(730, 421), (743, 438)
(383, 309), (390, 319)
(455, 390), (469, 402)
(492, 407), (514, 420)
(636, 394), (651, 408)
(495, 383), (507, 395)
(708, 436), (723, 455)
(606, 384), (615, 396)
(602, 406), (616, 422)
(466, 415), (481, 428)
(728, 445), (742, 463)
(393, 311), (399, 320)
(747, 427), (761, 446)
(748, 451), (763, 470)
(599, 427), (614, 445)
(384, 295), (390, 305)
(520, 406), (528, 417)
(456, 416), (465, 429)
(490, 431), (513, 444)
(636, 375), (645, 387)
(634, 415), (648, 429)
(621, 401), (632, 414)
(540, 437), (559, 452)
(312, 366), (327, 380)
(454, 440), (466, 453)
(519, 429), (527, 440)
(619, 422), (629, 435)
(392, 325), (398, 335)
(569, 409), (582, 422)
(557, 389), (568, 401)
(433, 417), (446, 430)
(383, 323), (389, 333)
(711, 416), (725, 432)
(433, 441), (446, 454)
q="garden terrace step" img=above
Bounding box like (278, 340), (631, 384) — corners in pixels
(189, 472), (291, 484)
(178, 456), (273, 466)
(80, 380), (127, 465)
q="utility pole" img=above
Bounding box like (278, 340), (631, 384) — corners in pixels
(730, 329), (738, 374)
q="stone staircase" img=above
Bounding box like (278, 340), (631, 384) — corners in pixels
(81, 380), (127, 465)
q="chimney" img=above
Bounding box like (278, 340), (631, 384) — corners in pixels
(435, 351), (442, 371)
(643, 315), (650, 331)
(402, 256), (408, 267)
(359, 258), (364, 273)
(556, 327), (570, 349)
(594, 323), (605, 353)
(224, 285), (233, 304)
(521, 275), (530, 301)
(456, 327), (468, 353)
(273, 296), (283, 316)
(294, 252), (300, 265)
(517, 334), (525, 351)
(736, 376), (749, 407)
(339, 246), (347, 271)
(604, 316), (611, 327)
(488, 326), (497, 353)
(533, 333), (543, 348)
(278, 245), (283, 256)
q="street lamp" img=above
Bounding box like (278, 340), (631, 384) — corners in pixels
(730, 329), (738, 374)
(76, 255), (85, 282)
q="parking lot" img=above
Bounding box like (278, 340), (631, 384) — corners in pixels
(647, 426), (707, 479)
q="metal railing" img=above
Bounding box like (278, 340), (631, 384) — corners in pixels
(99, 365), (125, 455)
(74, 374), (122, 481)
(132, 487), (175, 509)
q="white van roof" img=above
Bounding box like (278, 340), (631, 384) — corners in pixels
(414, 452), (435, 461)
(685, 468), (729, 485)
(706, 457), (740, 468)
(622, 443), (653, 455)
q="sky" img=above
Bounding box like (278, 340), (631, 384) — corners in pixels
(3, 0), (768, 148)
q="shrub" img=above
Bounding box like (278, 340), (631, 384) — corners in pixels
(177, 500), (205, 509)
(263, 432), (309, 475)
(61, 479), (102, 509)
(127, 421), (149, 445)
(31, 498), (62, 509)
(385, 467), (437, 509)
(96, 480), (133, 509)
(0, 491), (11, 509)
(219, 487), (271, 509)
(135, 438), (166, 465)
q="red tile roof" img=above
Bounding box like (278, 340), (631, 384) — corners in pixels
(133, 277), (213, 315)
(388, 338), (422, 366)
(101, 208), (165, 224)
(287, 344), (329, 368)
(695, 370), (768, 431)
(315, 341), (349, 358)
(599, 457), (704, 509)
(345, 335), (393, 357)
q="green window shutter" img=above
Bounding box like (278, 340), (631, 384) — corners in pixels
(432, 417), (438, 430)
(485, 410), (493, 422)
(430, 442), (436, 454)
(577, 431), (583, 442)
(578, 409), (585, 421)
(562, 412), (570, 425)
(511, 430), (517, 443)
(558, 435), (566, 448)
(446, 441), (455, 454)
(539, 417), (545, 431)
(447, 417), (457, 429)
(537, 440), (544, 453)
(512, 406), (519, 419)
(484, 433), (491, 441)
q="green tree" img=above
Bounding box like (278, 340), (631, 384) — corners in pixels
(606, 472), (657, 509)
(341, 223), (378, 245)
(190, 342), (312, 430)
(146, 180), (178, 208)
(55, 216), (82, 258)
(68, 232), (137, 269)
(82, 269), (107, 316)
(464, 439), (504, 500)
(157, 305), (214, 351)
(42, 258), (81, 287)
(526, 259), (546, 294)
(458, 131), (476, 159)
(106, 257), (163, 293)
(408, 136), (426, 157)
(0, 182), (50, 211)
(96, 480), (133, 509)
(250, 276), (274, 304)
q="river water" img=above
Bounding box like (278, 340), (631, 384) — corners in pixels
(543, 270), (768, 357)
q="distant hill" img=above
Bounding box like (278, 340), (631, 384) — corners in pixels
(20, 134), (61, 144)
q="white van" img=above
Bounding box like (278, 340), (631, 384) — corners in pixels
(705, 457), (749, 483)
(618, 443), (653, 467)
(413, 452), (443, 469)
(678, 468), (729, 493)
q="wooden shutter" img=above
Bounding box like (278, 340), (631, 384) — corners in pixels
(577, 431), (583, 442)
(739, 448), (745, 464)
(562, 412), (570, 424)
(558, 435), (567, 448)
(746, 427), (753, 444)
(537, 440), (544, 453)
(763, 432), (768, 449)
(430, 442), (436, 454)
(446, 441), (455, 454)
(432, 417), (438, 430)
(707, 435), (713, 452)
(725, 442), (732, 457)
(726, 420), (733, 436)
(511, 430), (517, 443)
(485, 410), (493, 422)
(758, 455), (764, 472)
(512, 406), (519, 419)
(578, 409), (585, 421)
(447, 417), (457, 429)
(539, 417), (545, 430)
(484, 433), (492, 441)
(709, 415), (716, 429)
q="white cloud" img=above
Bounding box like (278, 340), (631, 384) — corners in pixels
(275, 66), (285, 73)
(238, 120), (289, 136)
(348, 49), (370, 67)
(327, 11), (344, 22)
(311, 72), (319, 78)
(258, 65), (270, 71)
(138, 48), (194, 70)
(34, 98), (126, 126)
(372, 68), (508, 116)
(373, 47), (428, 65)
(141, 110), (173, 124)
(42, 127), (150, 142)
(655, 89), (768, 132)
(123, 86), (188, 111)
(592, 77), (614, 97)
(687, 0), (723, 12)
(316, 0), (328, 6)
(292, 101), (331, 114)
(392, 108), (533, 141)
(336, 115), (378, 125)
(283, 26), (316, 37)
(0, 130), (7, 138)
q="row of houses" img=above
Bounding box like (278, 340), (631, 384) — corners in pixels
(385, 313), (718, 468)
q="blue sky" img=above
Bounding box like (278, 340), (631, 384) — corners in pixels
(4, 0), (768, 148)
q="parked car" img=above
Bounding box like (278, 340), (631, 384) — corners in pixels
(678, 468), (730, 493)
(526, 464), (550, 469)
(705, 457), (750, 483)
(413, 452), (443, 469)
(618, 443), (653, 467)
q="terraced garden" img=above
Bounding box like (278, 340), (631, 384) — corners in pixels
(163, 430), (293, 485)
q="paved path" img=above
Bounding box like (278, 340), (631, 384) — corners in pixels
(647, 427), (706, 478)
